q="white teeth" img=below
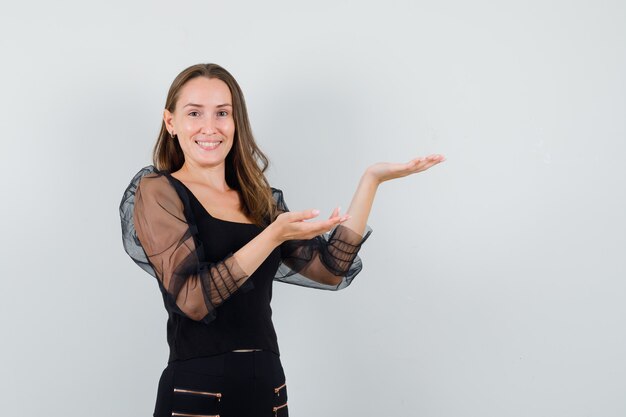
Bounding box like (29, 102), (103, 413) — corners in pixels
(196, 141), (221, 147)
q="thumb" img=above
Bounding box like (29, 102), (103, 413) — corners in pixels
(291, 208), (320, 222)
(309, 208), (320, 218)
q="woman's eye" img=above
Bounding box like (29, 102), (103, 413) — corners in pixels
(217, 110), (229, 117)
(188, 111), (200, 117)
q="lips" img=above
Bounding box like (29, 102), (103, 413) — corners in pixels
(195, 140), (222, 151)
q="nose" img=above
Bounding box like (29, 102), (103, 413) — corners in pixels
(201, 118), (217, 135)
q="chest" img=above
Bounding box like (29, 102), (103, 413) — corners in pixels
(194, 188), (254, 224)
(190, 199), (282, 281)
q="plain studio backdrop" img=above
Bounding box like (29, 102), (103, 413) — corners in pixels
(1, 1), (624, 416)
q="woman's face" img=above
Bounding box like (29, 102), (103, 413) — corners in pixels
(164, 77), (235, 169)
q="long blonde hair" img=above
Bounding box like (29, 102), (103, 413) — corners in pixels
(153, 63), (278, 226)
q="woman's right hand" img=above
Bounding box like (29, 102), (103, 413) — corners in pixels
(269, 208), (350, 245)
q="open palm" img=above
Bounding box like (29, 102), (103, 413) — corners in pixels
(366, 154), (446, 184)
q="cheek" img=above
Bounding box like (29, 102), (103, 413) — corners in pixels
(183, 120), (202, 132)
(223, 120), (236, 137)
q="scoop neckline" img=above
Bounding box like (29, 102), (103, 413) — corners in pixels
(166, 173), (258, 227)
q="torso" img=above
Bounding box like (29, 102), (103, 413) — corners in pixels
(164, 170), (281, 360)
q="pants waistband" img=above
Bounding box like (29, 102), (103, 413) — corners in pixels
(170, 350), (281, 380)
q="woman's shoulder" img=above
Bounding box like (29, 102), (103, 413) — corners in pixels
(269, 186), (288, 212)
(121, 165), (183, 209)
(270, 186), (283, 197)
(270, 186), (284, 201)
(119, 165), (184, 280)
(127, 165), (172, 191)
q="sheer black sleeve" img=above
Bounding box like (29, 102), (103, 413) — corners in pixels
(119, 165), (250, 324)
(271, 187), (373, 290)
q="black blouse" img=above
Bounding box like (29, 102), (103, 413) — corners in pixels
(119, 165), (372, 362)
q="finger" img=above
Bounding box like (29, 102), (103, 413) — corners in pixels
(310, 224), (335, 236)
(423, 154), (445, 162)
(426, 154), (445, 162)
(287, 209), (320, 222)
(329, 206), (340, 219)
(408, 158), (427, 171)
(327, 215), (348, 227)
(302, 217), (343, 235)
(417, 154), (445, 166)
(401, 155), (444, 175)
(399, 159), (420, 175)
(417, 160), (442, 172)
(408, 157), (426, 167)
(402, 160), (429, 175)
(411, 154), (444, 164)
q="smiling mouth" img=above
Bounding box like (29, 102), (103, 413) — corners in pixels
(195, 140), (222, 150)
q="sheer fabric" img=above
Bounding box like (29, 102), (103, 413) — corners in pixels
(271, 188), (372, 290)
(120, 165), (251, 324)
(119, 165), (372, 324)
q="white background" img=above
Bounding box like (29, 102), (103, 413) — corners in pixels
(1, 1), (625, 416)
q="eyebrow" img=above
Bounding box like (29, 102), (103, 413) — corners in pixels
(183, 103), (233, 108)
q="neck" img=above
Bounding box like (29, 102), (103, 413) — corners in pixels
(179, 161), (231, 192)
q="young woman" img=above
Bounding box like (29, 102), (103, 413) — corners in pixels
(120, 63), (445, 417)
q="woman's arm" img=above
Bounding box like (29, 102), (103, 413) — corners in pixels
(336, 172), (378, 238)
(342, 153), (446, 234)
(234, 208), (344, 275)
(274, 154), (446, 287)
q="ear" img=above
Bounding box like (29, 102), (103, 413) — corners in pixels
(163, 109), (175, 134)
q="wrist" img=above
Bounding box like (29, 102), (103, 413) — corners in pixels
(265, 221), (284, 247)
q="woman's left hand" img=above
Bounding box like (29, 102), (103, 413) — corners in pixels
(365, 154), (446, 185)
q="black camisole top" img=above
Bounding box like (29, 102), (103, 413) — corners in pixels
(165, 176), (283, 362)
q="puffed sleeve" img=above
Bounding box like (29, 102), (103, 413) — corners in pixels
(119, 165), (250, 324)
(271, 187), (373, 290)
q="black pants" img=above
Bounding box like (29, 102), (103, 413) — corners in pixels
(153, 350), (289, 417)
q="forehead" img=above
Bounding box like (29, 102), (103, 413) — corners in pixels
(177, 77), (232, 108)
